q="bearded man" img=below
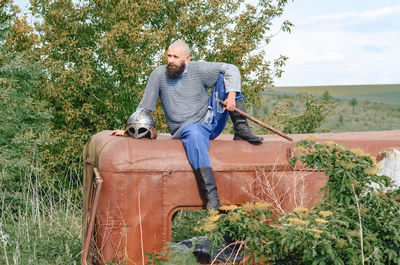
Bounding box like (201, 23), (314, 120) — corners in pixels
(112, 40), (263, 210)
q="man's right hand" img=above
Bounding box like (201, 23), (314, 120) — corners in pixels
(110, 130), (127, 136)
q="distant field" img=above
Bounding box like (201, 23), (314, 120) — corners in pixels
(254, 93), (400, 134)
(272, 84), (400, 105)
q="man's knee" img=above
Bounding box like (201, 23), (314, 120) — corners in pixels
(181, 123), (208, 140)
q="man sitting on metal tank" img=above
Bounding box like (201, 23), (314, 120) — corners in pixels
(110, 40), (263, 210)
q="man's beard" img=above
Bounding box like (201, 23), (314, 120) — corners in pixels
(167, 62), (186, 79)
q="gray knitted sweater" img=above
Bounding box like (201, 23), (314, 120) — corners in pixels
(138, 61), (241, 138)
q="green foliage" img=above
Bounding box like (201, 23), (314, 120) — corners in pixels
(0, 53), (50, 167)
(291, 141), (387, 204)
(322, 91), (331, 101)
(0, 83), (55, 210)
(287, 140), (400, 264)
(0, 0), (58, 205)
(196, 140), (400, 264)
(265, 93), (334, 134)
(145, 243), (199, 265)
(196, 203), (275, 263)
(0, 1), (12, 43)
(171, 210), (207, 242)
(350, 97), (358, 112)
(1, 4), (81, 263)
(338, 114), (344, 124)
(1, 208), (81, 264)
(0, 167), (82, 264)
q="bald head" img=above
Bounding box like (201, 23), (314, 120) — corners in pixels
(169, 40), (190, 57)
(166, 40), (191, 78)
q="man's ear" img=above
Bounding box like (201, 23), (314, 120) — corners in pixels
(185, 55), (191, 64)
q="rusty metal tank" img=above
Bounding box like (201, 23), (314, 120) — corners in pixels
(82, 130), (400, 264)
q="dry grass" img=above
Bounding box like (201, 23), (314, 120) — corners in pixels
(0, 167), (82, 264)
(242, 163), (317, 215)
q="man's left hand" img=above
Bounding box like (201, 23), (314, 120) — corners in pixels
(110, 130), (127, 136)
(222, 92), (236, 111)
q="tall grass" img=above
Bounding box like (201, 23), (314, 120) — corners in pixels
(0, 164), (82, 264)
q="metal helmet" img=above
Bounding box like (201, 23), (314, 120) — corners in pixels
(126, 109), (156, 139)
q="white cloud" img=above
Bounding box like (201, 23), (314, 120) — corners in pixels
(303, 5), (400, 25)
(268, 29), (400, 86)
(264, 1), (400, 86)
(272, 33), (346, 64)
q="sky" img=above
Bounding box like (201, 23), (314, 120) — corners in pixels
(14, 0), (400, 87)
(265, 0), (400, 86)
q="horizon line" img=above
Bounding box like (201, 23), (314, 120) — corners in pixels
(275, 83), (400, 88)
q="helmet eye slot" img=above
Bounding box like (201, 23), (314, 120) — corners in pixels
(129, 128), (136, 134)
(138, 128), (148, 134)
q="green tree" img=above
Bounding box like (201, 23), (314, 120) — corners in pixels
(0, 0), (54, 195)
(350, 97), (358, 112)
(322, 90), (331, 101)
(28, 0), (294, 172)
(338, 114), (344, 124)
(0, 0), (13, 43)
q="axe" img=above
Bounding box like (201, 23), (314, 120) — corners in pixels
(216, 93), (293, 141)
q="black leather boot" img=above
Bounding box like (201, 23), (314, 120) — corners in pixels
(194, 166), (221, 210)
(230, 97), (263, 143)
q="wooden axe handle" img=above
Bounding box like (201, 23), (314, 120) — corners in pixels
(219, 100), (293, 141)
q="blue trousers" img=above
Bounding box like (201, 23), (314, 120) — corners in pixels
(180, 74), (243, 170)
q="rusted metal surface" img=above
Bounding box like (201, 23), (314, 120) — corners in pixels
(82, 130), (400, 264)
(82, 168), (104, 265)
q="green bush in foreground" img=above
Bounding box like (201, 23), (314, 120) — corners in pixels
(195, 140), (400, 264)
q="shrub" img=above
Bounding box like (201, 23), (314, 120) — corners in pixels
(171, 210), (207, 242)
(265, 93), (334, 134)
(322, 91), (331, 101)
(145, 242), (199, 265)
(196, 140), (400, 264)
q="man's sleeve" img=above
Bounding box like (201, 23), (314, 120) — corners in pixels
(222, 63), (241, 93)
(197, 61), (241, 93)
(137, 67), (161, 111)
